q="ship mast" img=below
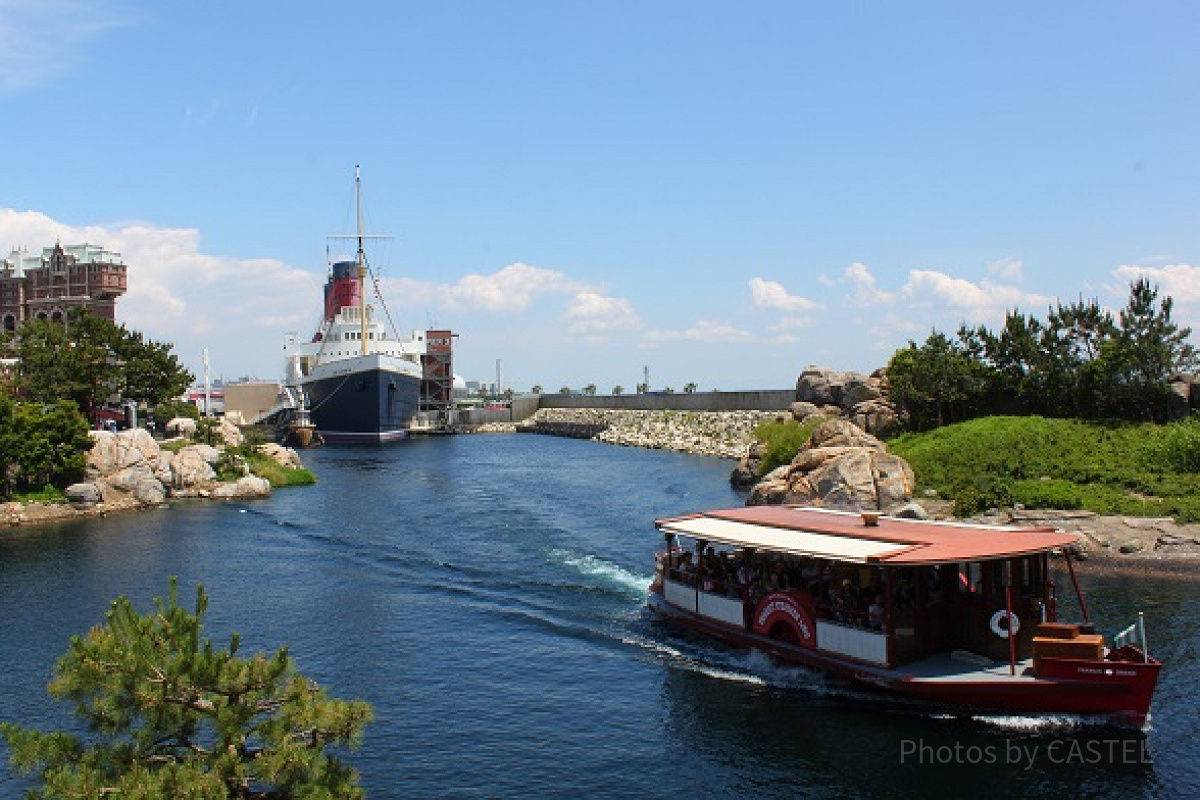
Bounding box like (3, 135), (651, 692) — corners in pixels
(355, 165), (369, 357)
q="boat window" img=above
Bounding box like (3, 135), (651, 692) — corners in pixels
(926, 565), (944, 604)
(1019, 555), (1042, 593)
(956, 562), (982, 594)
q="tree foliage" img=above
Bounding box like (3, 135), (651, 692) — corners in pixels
(887, 280), (1196, 430)
(1, 580), (372, 799)
(15, 309), (193, 414)
(0, 388), (91, 499)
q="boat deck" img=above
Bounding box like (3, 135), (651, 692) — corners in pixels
(898, 651), (1038, 683)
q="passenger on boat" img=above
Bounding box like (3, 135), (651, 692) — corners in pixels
(677, 552), (696, 585)
(833, 579), (856, 623)
(868, 594), (885, 631)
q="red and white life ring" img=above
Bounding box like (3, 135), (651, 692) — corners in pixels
(989, 609), (1020, 638)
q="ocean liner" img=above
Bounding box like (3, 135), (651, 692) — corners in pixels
(283, 168), (445, 443)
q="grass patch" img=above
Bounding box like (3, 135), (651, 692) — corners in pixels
(745, 413), (1200, 522)
(886, 416), (1200, 522)
(12, 486), (67, 504)
(753, 417), (823, 476)
(245, 450), (316, 488)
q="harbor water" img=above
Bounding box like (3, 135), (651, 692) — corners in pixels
(1, 434), (1197, 798)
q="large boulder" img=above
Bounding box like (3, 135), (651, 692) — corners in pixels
(808, 418), (884, 450)
(86, 429), (162, 479)
(850, 399), (901, 438)
(217, 417), (244, 447)
(747, 418), (916, 511)
(166, 417), (198, 437)
(169, 445), (219, 489)
(65, 482), (102, 508)
(258, 443), (303, 470)
(212, 475), (271, 499)
(796, 366), (855, 407)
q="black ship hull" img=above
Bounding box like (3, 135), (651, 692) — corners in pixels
(301, 364), (422, 443)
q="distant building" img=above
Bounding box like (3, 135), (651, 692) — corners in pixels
(0, 242), (128, 333)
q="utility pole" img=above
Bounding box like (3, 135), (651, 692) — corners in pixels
(203, 349), (211, 417)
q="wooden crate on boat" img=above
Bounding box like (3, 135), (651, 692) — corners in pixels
(1034, 622), (1080, 640)
(1032, 633), (1104, 671)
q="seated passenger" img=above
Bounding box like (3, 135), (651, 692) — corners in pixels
(834, 579), (856, 623)
(677, 552), (696, 585)
(868, 595), (885, 630)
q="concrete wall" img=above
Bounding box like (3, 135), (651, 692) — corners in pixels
(224, 381), (282, 425)
(448, 390), (794, 426)
(534, 390), (795, 414)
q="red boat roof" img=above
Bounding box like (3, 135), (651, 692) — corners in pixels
(655, 506), (1079, 565)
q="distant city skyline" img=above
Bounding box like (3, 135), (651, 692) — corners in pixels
(3, 2), (1199, 391)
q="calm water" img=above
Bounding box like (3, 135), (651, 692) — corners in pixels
(1, 434), (1198, 798)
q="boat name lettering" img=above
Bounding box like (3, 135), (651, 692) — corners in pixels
(756, 597), (813, 642)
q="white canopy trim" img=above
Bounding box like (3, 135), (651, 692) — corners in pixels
(658, 515), (915, 564)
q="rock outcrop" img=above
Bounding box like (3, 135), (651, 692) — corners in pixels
(795, 365), (899, 437)
(8, 430), (303, 527)
(747, 418), (916, 511)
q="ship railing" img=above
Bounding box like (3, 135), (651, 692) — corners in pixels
(1112, 612), (1149, 662)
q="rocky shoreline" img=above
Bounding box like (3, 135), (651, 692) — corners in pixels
(3, 425), (302, 529)
(512, 408), (777, 458)
(503, 406), (1200, 569)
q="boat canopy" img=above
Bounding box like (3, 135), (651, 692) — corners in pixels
(655, 506), (1079, 566)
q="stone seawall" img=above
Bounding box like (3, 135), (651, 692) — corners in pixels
(516, 408), (777, 458)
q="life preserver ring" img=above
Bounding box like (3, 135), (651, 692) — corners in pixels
(989, 609), (1020, 638)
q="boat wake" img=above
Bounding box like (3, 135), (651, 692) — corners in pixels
(965, 712), (1151, 733)
(547, 549), (651, 599)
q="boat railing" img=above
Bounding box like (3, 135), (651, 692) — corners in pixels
(661, 577), (745, 627)
(1112, 612), (1149, 662)
(814, 619), (888, 665)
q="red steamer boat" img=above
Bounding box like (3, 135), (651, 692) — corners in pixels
(649, 506), (1161, 726)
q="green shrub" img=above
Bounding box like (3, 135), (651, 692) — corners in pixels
(889, 415), (1200, 523)
(244, 448), (316, 488)
(1009, 478), (1085, 511)
(151, 400), (199, 431)
(753, 417), (821, 476)
(1143, 418), (1200, 473)
(951, 476), (1014, 517)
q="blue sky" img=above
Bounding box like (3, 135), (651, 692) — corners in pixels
(3, 1), (1200, 392)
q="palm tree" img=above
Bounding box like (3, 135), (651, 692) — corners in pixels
(559, 386), (572, 394)
(612, 385), (624, 395)
(583, 384), (597, 396)
(683, 382), (698, 393)
(531, 384), (543, 395)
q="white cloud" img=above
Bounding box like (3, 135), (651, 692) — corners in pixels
(0, 1), (136, 92)
(0, 209), (318, 380)
(987, 256), (1024, 281)
(842, 262), (896, 306)
(383, 262), (586, 312)
(1112, 263), (1200, 304)
(763, 332), (803, 345)
(564, 291), (641, 339)
(644, 320), (754, 344)
(772, 316), (815, 331)
(749, 277), (819, 312)
(899, 269), (1047, 312)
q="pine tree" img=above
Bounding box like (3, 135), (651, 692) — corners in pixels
(2, 579), (373, 799)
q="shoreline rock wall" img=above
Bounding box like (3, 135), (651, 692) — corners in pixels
(516, 408), (778, 458)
